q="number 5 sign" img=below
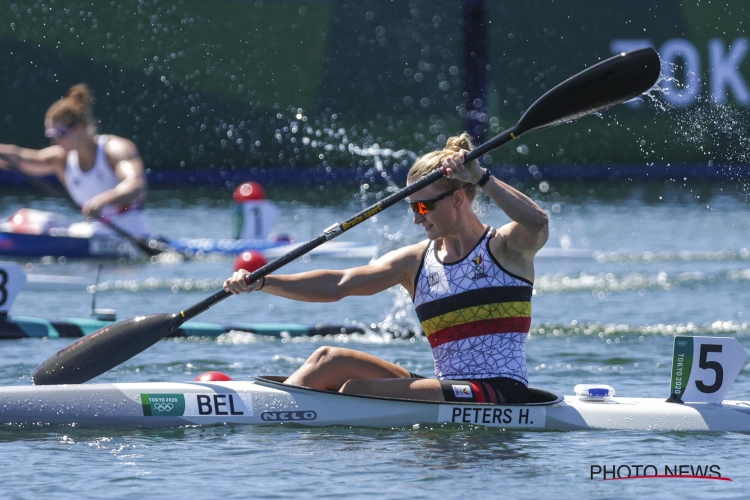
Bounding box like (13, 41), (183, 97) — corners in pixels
(669, 336), (749, 403)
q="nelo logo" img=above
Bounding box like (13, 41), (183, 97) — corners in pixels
(261, 411), (317, 421)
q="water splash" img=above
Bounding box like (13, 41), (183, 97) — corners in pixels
(640, 60), (750, 186)
(348, 142), (419, 253)
(375, 286), (422, 339)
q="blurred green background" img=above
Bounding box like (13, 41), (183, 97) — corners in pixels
(1, 0), (748, 180)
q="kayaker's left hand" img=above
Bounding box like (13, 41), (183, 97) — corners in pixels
(223, 269), (264, 295)
(82, 197), (105, 219)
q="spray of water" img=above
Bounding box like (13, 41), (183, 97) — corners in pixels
(641, 62), (750, 187)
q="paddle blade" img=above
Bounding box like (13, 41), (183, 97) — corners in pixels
(32, 313), (182, 385)
(517, 47), (661, 134)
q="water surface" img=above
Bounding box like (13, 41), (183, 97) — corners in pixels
(1, 180), (749, 498)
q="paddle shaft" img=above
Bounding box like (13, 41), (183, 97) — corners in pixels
(0, 151), (164, 257)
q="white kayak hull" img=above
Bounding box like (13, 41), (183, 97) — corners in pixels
(2, 377), (750, 432)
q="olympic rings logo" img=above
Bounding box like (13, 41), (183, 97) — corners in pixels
(677, 341), (688, 347)
(153, 402), (175, 412)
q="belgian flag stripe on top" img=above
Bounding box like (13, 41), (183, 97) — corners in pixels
(415, 286), (533, 323)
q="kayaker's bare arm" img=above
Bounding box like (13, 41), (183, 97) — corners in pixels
(82, 138), (147, 218)
(223, 243), (426, 301)
(441, 150), (548, 256)
(441, 150), (548, 281)
(0, 144), (65, 179)
(484, 179), (548, 282)
(482, 177), (549, 255)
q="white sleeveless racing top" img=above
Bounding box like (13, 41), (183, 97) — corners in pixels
(413, 227), (532, 384)
(64, 135), (151, 235)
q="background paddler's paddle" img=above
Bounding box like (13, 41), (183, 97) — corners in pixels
(0, 151), (170, 258)
(32, 47), (661, 385)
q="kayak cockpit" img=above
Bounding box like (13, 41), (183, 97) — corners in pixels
(254, 376), (563, 407)
(528, 387), (561, 405)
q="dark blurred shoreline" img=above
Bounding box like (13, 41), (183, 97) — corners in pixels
(0, 162), (742, 190)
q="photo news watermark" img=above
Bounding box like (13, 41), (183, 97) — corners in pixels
(590, 464), (731, 481)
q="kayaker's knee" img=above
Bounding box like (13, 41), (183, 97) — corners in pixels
(306, 346), (344, 369)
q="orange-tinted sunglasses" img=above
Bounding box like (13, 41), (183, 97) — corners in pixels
(409, 189), (457, 216)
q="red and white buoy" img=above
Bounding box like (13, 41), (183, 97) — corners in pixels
(233, 250), (268, 273)
(233, 181), (266, 203)
(194, 371), (233, 382)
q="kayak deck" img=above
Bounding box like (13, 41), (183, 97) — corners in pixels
(2, 377), (750, 432)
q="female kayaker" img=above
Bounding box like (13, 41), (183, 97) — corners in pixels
(224, 133), (548, 404)
(0, 83), (151, 235)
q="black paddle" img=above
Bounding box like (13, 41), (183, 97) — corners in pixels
(0, 152), (170, 257)
(31, 47), (661, 385)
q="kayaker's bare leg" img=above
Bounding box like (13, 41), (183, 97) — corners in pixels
(340, 377), (445, 401)
(284, 346), (411, 391)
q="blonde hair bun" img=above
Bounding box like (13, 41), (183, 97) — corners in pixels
(444, 132), (475, 153)
(406, 131), (479, 201)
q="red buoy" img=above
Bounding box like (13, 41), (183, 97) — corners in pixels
(233, 182), (266, 203)
(194, 371), (233, 382)
(233, 250), (268, 272)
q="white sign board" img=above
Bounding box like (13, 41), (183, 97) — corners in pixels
(669, 336), (748, 403)
(0, 262), (26, 315)
(232, 200), (279, 240)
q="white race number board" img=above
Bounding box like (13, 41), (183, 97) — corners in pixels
(0, 262), (26, 314)
(669, 336), (748, 403)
